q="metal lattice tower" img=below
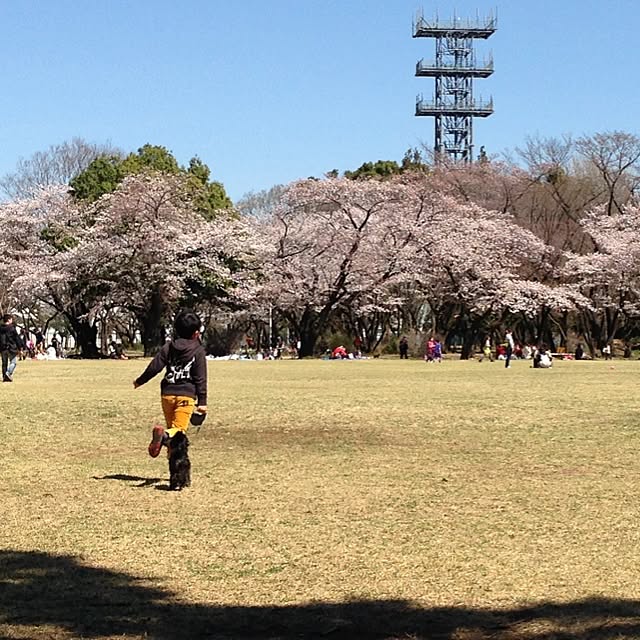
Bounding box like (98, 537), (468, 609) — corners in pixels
(413, 10), (496, 163)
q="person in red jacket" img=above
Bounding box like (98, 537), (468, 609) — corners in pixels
(425, 337), (436, 362)
(332, 345), (348, 359)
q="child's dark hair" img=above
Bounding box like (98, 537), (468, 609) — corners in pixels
(2, 314), (12, 323)
(174, 310), (201, 340)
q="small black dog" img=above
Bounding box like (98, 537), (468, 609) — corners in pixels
(168, 431), (191, 491)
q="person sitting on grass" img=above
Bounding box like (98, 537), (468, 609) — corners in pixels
(332, 345), (348, 359)
(133, 309), (208, 457)
(533, 345), (553, 369)
(109, 340), (129, 360)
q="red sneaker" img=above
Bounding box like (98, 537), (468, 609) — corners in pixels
(148, 425), (166, 458)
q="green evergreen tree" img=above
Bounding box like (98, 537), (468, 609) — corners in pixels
(69, 145), (232, 215)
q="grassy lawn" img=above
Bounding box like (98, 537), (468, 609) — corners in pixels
(1, 356), (640, 639)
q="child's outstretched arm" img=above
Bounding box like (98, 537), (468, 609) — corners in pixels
(132, 343), (169, 389)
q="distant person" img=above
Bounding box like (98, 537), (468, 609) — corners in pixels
(575, 343), (584, 361)
(51, 333), (64, 359)
(433, 338), (442, 363)
(624, 343), (632, 359)
(425, 337), (436, 362)
(539, 346), (553, 369)
(0, 314), (20, 382)
(332, 345), (348, 359)
(18, 327), (29, 360)
(533, 345), (552, 369)
(505, 329), (515, 369)
(480, 336), (493, 362)
(35, 328), (45, 354)
(25, 338), (36, 359)
(399, 336), (409, 359)
(109, 340), (128, 360)
(602, 343), (612, 360)
(55, 335), (65, 359)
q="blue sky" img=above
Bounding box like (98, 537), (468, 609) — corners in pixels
(1, 1), (639, 202)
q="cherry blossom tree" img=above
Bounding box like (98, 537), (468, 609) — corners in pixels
(0, 175), (258, 357)
(0, 165), (607, 360)
(252, 177), (431, 357)
(564, 203), (640, 354)
(0, 186), (107, 356)
(251, 175), (586, 358)
(68, 173), (257, 354)
(402, 189), (587, 357)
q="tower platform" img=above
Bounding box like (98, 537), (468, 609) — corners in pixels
(416, 59), (494, 78)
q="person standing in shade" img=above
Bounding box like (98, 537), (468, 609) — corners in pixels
(399, 336), (409, 359)
(0, 314), (21, 382)
(505, 329), (515, 369)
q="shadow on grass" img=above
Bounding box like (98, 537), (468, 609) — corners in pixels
(1, 550), (640, 639)
(92, 474), (165, 488)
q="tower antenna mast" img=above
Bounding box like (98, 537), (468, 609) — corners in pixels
(413, 9), (497, 163)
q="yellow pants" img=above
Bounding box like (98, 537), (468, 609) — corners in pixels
(161, 395), (196, 438)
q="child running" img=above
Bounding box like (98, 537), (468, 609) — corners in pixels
(133, 309), (208, 457)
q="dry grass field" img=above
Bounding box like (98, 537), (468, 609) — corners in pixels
(2, 355), (640, 639)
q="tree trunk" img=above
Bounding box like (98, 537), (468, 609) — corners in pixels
(67, 315), (99, 358)
(139, 289), (166, 356)
(49, 294), (99, 358)
(344, 308), (387, 354)
(458, 309), (484, 360)
(579, 308), (605, 357)
(297, 311), (318, 358)
(286, 302), (342, 359)
(460, 322), (479, 360)
(296, 308), (323, 358)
